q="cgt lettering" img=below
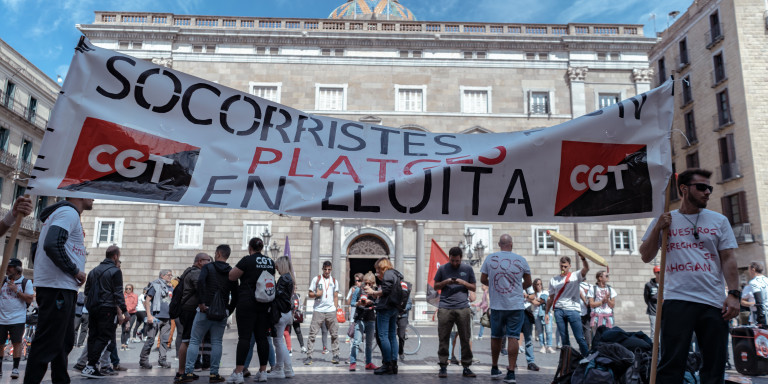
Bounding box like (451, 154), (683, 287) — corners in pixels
(569, 164), (628, 192)
(88, 144), (174, 183)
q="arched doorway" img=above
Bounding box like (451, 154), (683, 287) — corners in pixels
(346, 235), (389, 294)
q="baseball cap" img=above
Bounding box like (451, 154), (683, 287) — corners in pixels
(653, 266), (661, 273)
(8, 258), (22, 268)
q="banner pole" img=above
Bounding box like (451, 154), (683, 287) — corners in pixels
(0, 194), (31, 280)
(649, 180), (673, 384)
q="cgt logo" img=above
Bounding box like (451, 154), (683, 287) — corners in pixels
(59, 117), (200, 201)
(555, 141), (652, 217)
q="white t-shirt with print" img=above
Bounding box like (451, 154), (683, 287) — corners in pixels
(0, 276), (34, 324)
(587, 285), (618, 315)
(548, 271), (585, 312)
(309, 275), (339, 313)
(642, 209), (737, 309)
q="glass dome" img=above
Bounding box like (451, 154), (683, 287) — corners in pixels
(329, 0), (416, 21)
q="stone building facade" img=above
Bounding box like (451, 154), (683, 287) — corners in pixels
(0, 38), (58, 266)
(649, 0), (768, 285)
(71, 4), (664, 322)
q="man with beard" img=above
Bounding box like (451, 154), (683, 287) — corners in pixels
(640, 168), (739, 384)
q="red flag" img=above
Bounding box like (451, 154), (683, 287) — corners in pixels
(426, 239), (449, 307)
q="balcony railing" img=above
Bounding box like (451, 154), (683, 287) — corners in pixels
(529, 103), (550, 115)
(0, 90), (48, 131)
(733, 223), (754, 244)
(0, 149), (17, 169)
(705, 24), (724, 49)
(91, 11), (646, 37)
(710, 69), (727, 88)
(0, 207), (41, 232)
(17, 160), (32, 176)
(717, 161), (741, 183)
(712, 113), (733, 132)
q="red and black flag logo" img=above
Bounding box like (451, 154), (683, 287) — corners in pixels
(555, 141), (651, 217)
(59, 117), (200, 201)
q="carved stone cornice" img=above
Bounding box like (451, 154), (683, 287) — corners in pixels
(632, 67), (654, 83)
(151, 57), (173, 68)
(567, 66), (588, 82)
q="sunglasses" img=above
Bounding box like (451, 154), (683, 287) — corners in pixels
(686, 183), (713, 193)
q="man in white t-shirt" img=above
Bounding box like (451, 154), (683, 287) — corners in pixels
(587, 271), (617, 333)
(544, 253), (589, 356)
(25, 197), (93, 384)
(640, 168), (738, 384)
(480, 234), (531, 384)
(741, 283), (755, 325)
(0, 258), (34, 379)
(748, 262), (768, 327)
(304, 261), (340, 365)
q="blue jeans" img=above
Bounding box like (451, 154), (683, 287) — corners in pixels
(244, 334), (275, 369)
(536, 315), (553, 347)
(350, 320), (375, 364)
(376, 308), (399, 363)
(185, 312), (226, 375)
(554, 308), (588, 356)
(521, 314), (535, 364)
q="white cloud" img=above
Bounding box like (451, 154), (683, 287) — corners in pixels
(0, 0), (23, 12)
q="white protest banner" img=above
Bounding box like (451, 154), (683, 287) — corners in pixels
(28, 38), (674, 223)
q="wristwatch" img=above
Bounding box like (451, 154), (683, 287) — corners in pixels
(727, 289), (741, 298)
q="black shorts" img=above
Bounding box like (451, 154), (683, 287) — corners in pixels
(0, 323), (25, 344)
(180, 309), (197, 342)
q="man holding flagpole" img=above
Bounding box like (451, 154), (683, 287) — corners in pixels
(640, 168), (739, 384)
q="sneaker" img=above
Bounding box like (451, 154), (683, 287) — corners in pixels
(300, 346), (307, 354)
(547, 347), (557, 354)
(490, 367), (504, 380)
(288, 351), (292, 357)
(331, 355), (340, 364)
(81, 366), (106, 379)
(140, 363), (153, 369)
(539, 346), (546, 354)
(242, 369), (251, 378)
(113, 365), (128, 372)
(10, 368), (19, 379)
(73, 364), (86, 371)
(159, 361), (172, 369)
(209, 374), (225, 383)
(527, 363), (540, 371)
(101, 367), (118, 376)
(322, 347), (329, 354)
(462, 367), (476, 377)
(303, 357), (312, 365)
(283, 365), (295, 378)
(450, 356), (459, 365)
(226, 371), (244, 384)
(174, 373), (184, 384)
(267, 368), (284, 379)
(500, 349), (508, 356)
(256, 370), (267, 382)
(503, 370), (516, 384)
(438, 365), (448, 378)
(365, 363), (378, 370)
(349, 363), (357, 371)
(180, 373), (199, 382)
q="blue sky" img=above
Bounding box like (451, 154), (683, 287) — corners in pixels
(1, 0), (693, 83)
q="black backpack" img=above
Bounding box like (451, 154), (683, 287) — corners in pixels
(168, 267), (194, 319)
(551, 345), (583, 384)
(388, 271), (410, 313)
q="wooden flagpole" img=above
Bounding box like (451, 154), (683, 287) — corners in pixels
(0, 195), (31, 280)
(649, 179), (674, 384)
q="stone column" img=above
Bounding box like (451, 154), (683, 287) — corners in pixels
(310, 218), (321, 279)
(633, 68), (654, 94)
(567, 66), (588, 118)
(332, 219), (342, 284)
(414, 221), (428, 322)
(395, 220), (404, 272)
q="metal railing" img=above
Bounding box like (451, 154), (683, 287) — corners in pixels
(529, 103), (550, 115)
(0, 90), (48, 131)
(717, 161), (741, 182)
(17, 160), (32, 176)
(705, 24), (724, 49)
(733, 223), (754, 243)
(0, 149), (17, 169)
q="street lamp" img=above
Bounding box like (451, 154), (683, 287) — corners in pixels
(269, 241), (281, 259)
(474, 239), (486, 262)
(260, 227), (272, 249)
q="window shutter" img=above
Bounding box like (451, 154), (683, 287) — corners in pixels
(721, 196), (733, 224)
(738, 191), (749, 224)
